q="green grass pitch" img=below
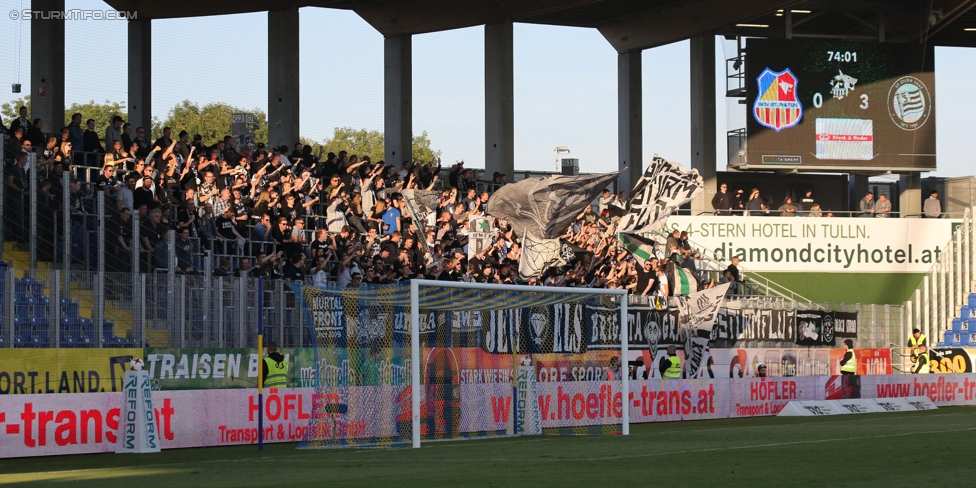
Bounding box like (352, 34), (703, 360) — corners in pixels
(1, 407), (972, 487)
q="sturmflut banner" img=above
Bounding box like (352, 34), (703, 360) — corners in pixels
(666, 216), (959, 273)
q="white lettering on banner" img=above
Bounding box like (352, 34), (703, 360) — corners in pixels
(115, 371), (160, 453)
(6, 374), (976, 458)
(666, 216), (959, 273)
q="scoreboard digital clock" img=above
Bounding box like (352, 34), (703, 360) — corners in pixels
(744, 38), (935, 171)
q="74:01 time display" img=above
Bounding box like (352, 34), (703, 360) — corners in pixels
(827, 51), (857, 62)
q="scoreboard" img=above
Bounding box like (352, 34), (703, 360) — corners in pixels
(744, 38), (935, 171)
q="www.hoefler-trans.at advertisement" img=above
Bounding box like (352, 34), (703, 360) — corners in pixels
(3, 373), (976, 458)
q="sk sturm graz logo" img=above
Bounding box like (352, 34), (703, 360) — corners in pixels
(821, 314), (834, 343)
(888, 76), (931, 131)
(754, 68), (802, 131)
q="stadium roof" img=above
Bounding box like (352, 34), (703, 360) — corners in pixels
(105, 0), (976, 51)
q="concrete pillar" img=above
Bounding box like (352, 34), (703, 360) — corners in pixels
(485, 22), (514, 180)
(690, 35), (716, 215)
(268, 8), (300, 149)
(617, 50), (642, 193)
(900, 173), (921, 218)
(30, 0), (65, 134)
(385, 35), (413, 165)
(127, 19), (152, 134)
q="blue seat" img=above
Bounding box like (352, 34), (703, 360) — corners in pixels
(960, 320), (971, 333)
(962, 306), (972, 320)
(78, 318), (94, 346)
(959, 332), (972, 346)
(949, 332), (962, 346)
(952, 318), (964, 332)
(14, 317), (31, 347)
(66, 303), (80, 318)
(944, 330), (958, 344)
(969, 293), (976, 309)
(31, 319), (50, 346)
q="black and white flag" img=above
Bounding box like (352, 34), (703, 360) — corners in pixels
(678, 283), (731, 379)
(486, 172), (619, 239)
(519, 235), (566, 280)
(401, 189), (441, 253)
(618, 155), (704, 234)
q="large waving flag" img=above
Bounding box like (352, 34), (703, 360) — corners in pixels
(619, 233), (659, 266)
(678, 283), (731, 379)
(487, 172), (619, 239)
(617, 156), (704, 235)
(518, 235), (566, 281)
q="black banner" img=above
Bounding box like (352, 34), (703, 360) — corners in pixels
(715, 309), (796, 343)
(833, 311), (858, 338)
(795, 311), (836, 347)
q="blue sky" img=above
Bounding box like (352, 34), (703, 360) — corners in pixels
(2, 1), (974, 177)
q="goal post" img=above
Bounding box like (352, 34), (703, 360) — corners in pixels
(292, 280), (629, 449)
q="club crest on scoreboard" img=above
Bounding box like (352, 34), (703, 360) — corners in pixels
(754, 68), (803, 132)
(887, 76), (931, 131)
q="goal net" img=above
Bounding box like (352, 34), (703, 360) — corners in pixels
(291, 280), (628, 449)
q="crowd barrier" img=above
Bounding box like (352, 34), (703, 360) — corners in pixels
(1, 372), (974, 458)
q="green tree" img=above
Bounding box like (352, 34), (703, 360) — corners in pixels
(3, 96), (128, 134)
(303, 127), (441, 164)
(152, 100), (268, 146)
(0, 96), (31, 122)
(412, 130), (441, 164)
(64, 100), (127, 133)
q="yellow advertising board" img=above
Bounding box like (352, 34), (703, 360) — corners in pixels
(0, 349), (141, 395)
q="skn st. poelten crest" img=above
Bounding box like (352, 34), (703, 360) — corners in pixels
(754, 68), (803, 131)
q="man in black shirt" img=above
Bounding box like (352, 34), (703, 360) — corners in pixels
(283, 253), (306, 283)
(216, 206), (244, 255)
(106, 207), (133, 273)
(133, 176), (155, 210)
(173, 227), (196, 274)
(140, 208), (165, 273)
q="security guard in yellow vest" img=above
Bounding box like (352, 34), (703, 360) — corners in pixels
(660, 345), (682, 379)
(908, 329), (927, 355)
(912, 345), (930, 374)
(840, 339), (857, 375)
(262, 341), (289, 389)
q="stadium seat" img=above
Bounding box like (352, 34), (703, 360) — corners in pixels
(32, 297), (50, 319)
(944, 330), (958, 345)
(61, 317), (80, 346)
(959, 332), (972, 346)
(962, 306), (972, 320)
(14, 317), (31, 347)
(952, 318), (963, 332)
(949, 332), (962, 346)
(32, 319), (50, 346)
(960, 319), (971, 333)
(66, 302), (80, 318)
(969, 293), (976, 309)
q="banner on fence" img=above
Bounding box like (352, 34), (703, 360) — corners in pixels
(0, 349), (140, 395)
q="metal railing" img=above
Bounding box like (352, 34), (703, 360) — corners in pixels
(4, 263), (896, 350)
(904, 207), (975, 348)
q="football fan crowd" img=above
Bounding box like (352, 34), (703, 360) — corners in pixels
(3, 111), (735, 297)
